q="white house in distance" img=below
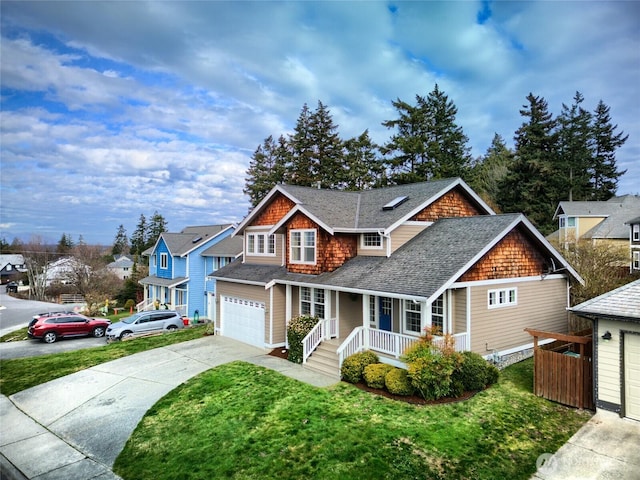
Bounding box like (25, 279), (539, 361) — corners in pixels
(106, 254), (135, 280)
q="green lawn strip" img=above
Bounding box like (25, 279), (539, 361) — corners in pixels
(114, 359), (591, 480)
(0, 326), (207, 396)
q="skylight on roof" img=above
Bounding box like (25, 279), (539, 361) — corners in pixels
(192, 236), (203, 243)
(382, 196), (409, 211)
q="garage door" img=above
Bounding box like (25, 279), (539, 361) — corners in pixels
(624, 333), (640, 421)
(221, 296), (265, 348)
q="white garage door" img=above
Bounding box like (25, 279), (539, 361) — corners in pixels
(221, 296), (265, 348)
(624, 333), (640, 421)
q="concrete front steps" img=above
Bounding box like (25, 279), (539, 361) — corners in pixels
(304, 338), (341, 379)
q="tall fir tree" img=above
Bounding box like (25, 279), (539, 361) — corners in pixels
(310, 101), (345, 188)
(469, 133), (514, 210)
(112, 224), (130, 255)
(147, 211), (168, 250)
(382, 84), (471, 184)
(56, 233), (74, 254)
(130, 214), (147, 257)
(497, 93), (560, 234)
(556, 91), (593, 201)
(288, 103), (317, 186)
(342, 130), (386, 190)
(590, 100), (628, 200)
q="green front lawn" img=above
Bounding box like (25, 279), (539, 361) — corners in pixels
(114, 359), (591, 480)
(0, 325), (207, 396)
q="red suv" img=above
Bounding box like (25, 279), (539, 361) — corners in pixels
(28, 312), (111, 344)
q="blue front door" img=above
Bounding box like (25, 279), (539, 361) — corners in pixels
(379, 297), (392, 331)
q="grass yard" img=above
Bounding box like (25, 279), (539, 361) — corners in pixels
(114, 359), (591, 480)
(0, 325), (208, 396)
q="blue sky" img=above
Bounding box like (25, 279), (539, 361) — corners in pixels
(1, 1), (638, 245)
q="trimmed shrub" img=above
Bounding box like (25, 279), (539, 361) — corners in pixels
(286, 315), (318, 364)
(384, 368), (414, 396)
(451, 351), (500, 392)
(340, 350), (380, 384)
(124, 299), (135, 310)
(363, 363), (394, 389)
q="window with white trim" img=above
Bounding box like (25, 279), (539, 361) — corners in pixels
(567, 217), (576, 227)
(300, 287), (325, 318)
(290, 230), (316, 264)
(488, 287), (517, 308)
(369, 296), (376, 327)
(404, 300), (421, 335)
(431, 295), (444, 334)
(246, 233), (276, 256)
(153, 255), (157, 267)
(633, 224), (640, 242)
(361, 233), (382, 249)
(633, 251), (640, 270)
(160, 253), (168, 269)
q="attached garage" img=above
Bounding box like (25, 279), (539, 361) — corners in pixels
(220, 296), (265, 348)
(570, 279), (640, 421)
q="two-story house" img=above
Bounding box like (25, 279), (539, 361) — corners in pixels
(628, 216), (640, 274)
(139, 224), (238, 319)
(106, 254), (135, 280)
(212, 178), (583, 376)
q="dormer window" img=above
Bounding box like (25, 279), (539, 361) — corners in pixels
(361, 233), (382, 249)
(290, 229), (316, 264)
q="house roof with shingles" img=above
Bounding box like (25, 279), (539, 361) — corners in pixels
(553, 195), (640, 240)
(155, 224), (234, 257)
(569, 279), (640, 322)
(214, 214), (582, 301)
(139, 275), (188, 288)
(201, 236), (244, 257)
(237, 178), (495, 235)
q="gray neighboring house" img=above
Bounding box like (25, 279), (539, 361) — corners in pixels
(0, 254), (27, 284)
(570, 279), (640, 422)
(106, 254), (135, 280)
(627, 216), (640, 273)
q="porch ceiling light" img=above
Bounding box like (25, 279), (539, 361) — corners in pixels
(601, 331), (612, 342)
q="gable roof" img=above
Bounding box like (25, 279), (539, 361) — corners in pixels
(154, 224), (234, 257)
(554, 195), (640, 240)
(201, 236), (243, 258)
(236, 178), (495, 236)
(106, 255), (134, 268)
(0, 254), (26, 271)
(569, 279), (640, 322)
(214, 214), (582, 301)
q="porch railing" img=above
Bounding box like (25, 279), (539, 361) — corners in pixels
(136, 301), (187, 317)
(337, 327), (469, 368)
(302, 317), (338, 364)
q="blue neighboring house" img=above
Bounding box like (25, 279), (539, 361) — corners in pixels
(139, 224), (239, 320)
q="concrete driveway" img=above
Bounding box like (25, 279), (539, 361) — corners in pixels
(532, 409), (640, 480)
(0, 335), (338, 479)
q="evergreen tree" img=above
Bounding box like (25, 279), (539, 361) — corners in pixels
(342, 130), (386, 190)
(556, 91), (593, 201)
(288, 103), (317, 186)
(497, 93), (560, 234)
(147, 211), (168, 250)
(112, 224), (130, 255)
(590, 100), (628, 200)
(310, 101), (345, 188)
(244, 135), (288, 207)
(381, 84), (472, 184)
(130, 214), (147, 256)
(56, 233), (74, 254)
(469, 133), (514, 210)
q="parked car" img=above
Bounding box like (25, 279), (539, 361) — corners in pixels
(28, 312), (111, 344)
(106, 310), (184, 341)
(5, 281), (18, 293)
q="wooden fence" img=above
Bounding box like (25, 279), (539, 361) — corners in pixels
(525, 328), (594, 410)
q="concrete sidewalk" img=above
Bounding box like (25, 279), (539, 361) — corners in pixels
(0, 336), (338, 479)
(532, 409), (640, 480)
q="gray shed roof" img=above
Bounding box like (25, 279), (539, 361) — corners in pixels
(569, 279), (640, 322)
(213, 213), (579, 301)
(237, 178), (494, 235)
(201, 236), (244, 257)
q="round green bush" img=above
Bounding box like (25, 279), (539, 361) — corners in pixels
(124, 299), (135, 310)
(451, 351), (500, 392)
(384, 368), (415, 396)
(340, 350), (380, 383)
(363, 363), (394, 389)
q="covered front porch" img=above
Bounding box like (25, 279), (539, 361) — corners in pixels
(288, 285), (471, 375)
(138, 276), (188, 317)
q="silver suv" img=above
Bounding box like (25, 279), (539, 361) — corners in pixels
(106, 310), (184, 341)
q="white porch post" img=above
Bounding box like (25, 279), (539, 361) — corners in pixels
(285, 284), (292, 349)
(446, 290), (452, 335)
(423, 300), (431, 332)
(324, 288), (331, 340)
(362, 294), (370, 328)
(335, 290), (340, 338)
(466, 286), (472, 350)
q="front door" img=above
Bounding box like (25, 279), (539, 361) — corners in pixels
(379, 297), (392, 331)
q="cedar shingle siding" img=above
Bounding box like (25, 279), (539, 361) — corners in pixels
(460, 228), (546, 282)
(255, 194), (295, 225)
(412, 188), (481, 222)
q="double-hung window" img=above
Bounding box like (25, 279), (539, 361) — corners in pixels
(290, 230), (316, 264)
(247, 233), (275, 256)
(300, 286), (325, 318)
(160, 253), (168, 269)
(404, 300), (421, 335)
(488, 287), (517, 308)
(633, 224), (640, 242)
(634, 251), (640, 270)
(431, 295), (444, 334)
(361, 233), (382, 249)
